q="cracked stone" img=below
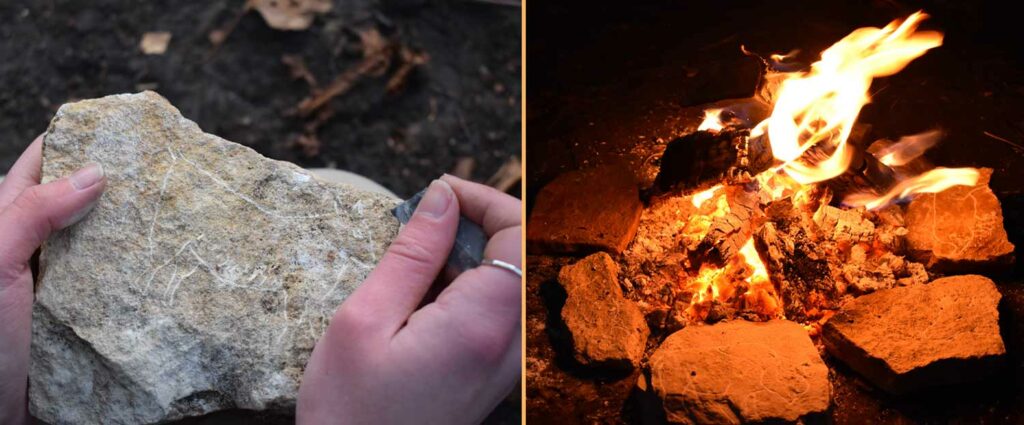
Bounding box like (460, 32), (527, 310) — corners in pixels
(822, 275), (1005, 395)
(30, 92), (400, 424)
(557, 252), (649, 370)
(905, 168), (1014, 272)
(646, 320), (830, 424)
(647, 321), (831, 423)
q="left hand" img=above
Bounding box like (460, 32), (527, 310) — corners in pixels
(0, 135), (107, 425)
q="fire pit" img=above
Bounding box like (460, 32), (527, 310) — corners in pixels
(527, 3), (1024, 424)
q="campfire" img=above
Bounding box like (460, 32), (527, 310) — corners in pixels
(631, 11), (986, 329)
(528, 10), (1016, 424)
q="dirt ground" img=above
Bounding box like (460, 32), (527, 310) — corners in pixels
(0, 0), (521, 199)
(1, 0), (520, 423)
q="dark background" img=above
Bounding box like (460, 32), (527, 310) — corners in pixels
(0, 0), (521, 199)
(527, 0), (1024, 423)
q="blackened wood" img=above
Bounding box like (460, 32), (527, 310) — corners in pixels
(650, 129), (774, 197)
(754, 200), (839, 322)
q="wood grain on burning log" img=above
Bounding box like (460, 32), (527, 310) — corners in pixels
(693, 185), (764, 265)
(650, 123), (899, 201)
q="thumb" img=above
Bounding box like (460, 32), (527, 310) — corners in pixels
(0, 162), (106, 278)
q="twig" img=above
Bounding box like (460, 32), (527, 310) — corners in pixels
(485, 157), (522, 193)
(386, 47), (429, 94)
(295, 44), (396, 116)
(983, 131), (1024, 152)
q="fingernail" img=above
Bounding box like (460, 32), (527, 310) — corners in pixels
(59, 199), (100, 229)
(69, 163), (104, 191)
(415, 179), (454, 218)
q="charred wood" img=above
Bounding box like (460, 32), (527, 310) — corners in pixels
(693, 185), (764, 265)
(649, 129), (773, 197)
(754, 201), (839, 322)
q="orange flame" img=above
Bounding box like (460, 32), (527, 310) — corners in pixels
(843, 167), (979, 209)
(762, 11), (942, 184)
(874, 129), (941, 166)
(691, 184), (723, 207)
(698, 108), (725, 132)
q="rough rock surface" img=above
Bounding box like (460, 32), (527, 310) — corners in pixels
(31, 92), (400, 424)
(905, 168), (1014, 272)
(557, 252), (649, 369)
(822, 275), (1005, 395)
(527, 163), (642, 255)
(646, 320), (830, 424)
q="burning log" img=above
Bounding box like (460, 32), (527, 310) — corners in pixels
(692, 184), (764, 265)
(651, 123), (899, 204)
(650, 129), (773, 197)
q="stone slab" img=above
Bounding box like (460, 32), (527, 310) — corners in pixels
(905, 168), (1014, 272)
(527, 163), (642, 255)
(822, 275), (1005, 395)
(558, 252), (649, 370)
(647, 320), (830, 424)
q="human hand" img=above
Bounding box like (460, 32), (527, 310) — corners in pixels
(297, 175), (521, 425)
(0, 136), (106, 425)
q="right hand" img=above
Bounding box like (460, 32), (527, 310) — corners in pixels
(297, 175), (522, 425)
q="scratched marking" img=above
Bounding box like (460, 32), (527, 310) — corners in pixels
(135, 148), (379, 345)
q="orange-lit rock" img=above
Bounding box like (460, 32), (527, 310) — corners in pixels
(905, 168), (1014, 272)
(528, 163), (642, 255)
(646, 320), (830, 424)
(822, 275), (1005, 395)
(557, 252), (649, 370)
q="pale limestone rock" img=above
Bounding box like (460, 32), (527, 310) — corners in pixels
(30, 92), (400, 424)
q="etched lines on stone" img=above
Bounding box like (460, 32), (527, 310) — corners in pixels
(135, 147), (376, 342)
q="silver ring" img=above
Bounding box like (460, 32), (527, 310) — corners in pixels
(480, 258), (522, 278)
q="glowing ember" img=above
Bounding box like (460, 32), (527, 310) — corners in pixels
(691, 184), (722, 207)
(683, 237), (782, 321)
(697, 108), (725, 132)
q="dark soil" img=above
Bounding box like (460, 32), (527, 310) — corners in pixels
(1, 0), (520, 423)
(528, 0), (1024, 423)
(0, 0), (521, 199)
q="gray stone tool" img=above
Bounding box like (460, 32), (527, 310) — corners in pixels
(392, 188), (488, 278)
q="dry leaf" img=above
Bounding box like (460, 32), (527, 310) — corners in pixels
(247, 0), (332, 31)
(485, 156), (521, 193)
(451, 157), (476, 180)
(140, 32), (172, 55)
